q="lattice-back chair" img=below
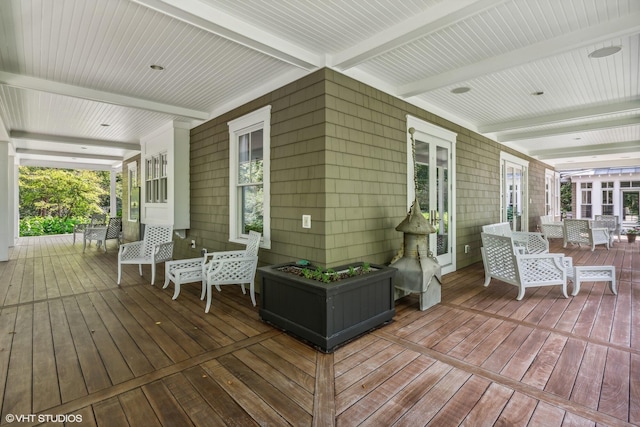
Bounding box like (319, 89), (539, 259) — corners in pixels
(481, 232), (570, 300)
(117, 224), (174, 285)
(83, 217), (122, 253)
(563, 219), (609, 251)
(481, 222), (549, 254)
(201, 230), (262, 306)
(540, 215), (564, 239)
(593, 214), (621, 244)
(203, 256), (259, 313)
(73, 213), (106, 244)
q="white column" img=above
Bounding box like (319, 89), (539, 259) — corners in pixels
(110, 169), (117, 216)
(0, 141), (9, 261)
(10, 152), (18, 245)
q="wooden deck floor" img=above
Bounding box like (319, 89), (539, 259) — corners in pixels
(0, 234), (638, 426)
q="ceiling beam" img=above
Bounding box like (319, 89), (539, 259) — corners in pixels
(0, 71), (209, 120)
(10, 131), (141, 151)
(496, 117), (639, 142)
(530, 140), (640, 160)
(15, 149), (122, 162)
(398, 12), (640, 97)
(331, 0), (507, 70)
(479, 100), (640, 133)
(133, 0), (324, 70)
(18, 159), (121, 171)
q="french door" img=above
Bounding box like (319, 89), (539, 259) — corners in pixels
(407, 116), (457, 274)
(501, 153), (528, 231)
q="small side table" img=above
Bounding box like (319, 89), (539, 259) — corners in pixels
(572, 265), (616, 296)
(163, 257), (205, 300)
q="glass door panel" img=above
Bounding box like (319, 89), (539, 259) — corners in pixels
(504, 161), (524, 231)
(415, 138), (451, 267)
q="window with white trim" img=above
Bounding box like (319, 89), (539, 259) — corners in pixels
(602, 182), (614, 215)
(128, 162), (139, 221)
(581, 182), (592, 218)
(228, 106), (271, 248)
(145, 152), (168, 203)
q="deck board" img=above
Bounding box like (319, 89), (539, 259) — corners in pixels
(0, 234), (638, 426)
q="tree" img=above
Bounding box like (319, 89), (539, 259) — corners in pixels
(19, 167), (107, 218)
(560, 181), (572, 214)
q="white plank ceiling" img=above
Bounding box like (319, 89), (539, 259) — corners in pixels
(0, 0), (638, 171)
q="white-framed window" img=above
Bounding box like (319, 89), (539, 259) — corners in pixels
(128, 162), (139, 221)
(581, 182), (592, 218)
(145, 152), (168, 203)
(602, 182), (614, 215)
(228, 106), (271, 248)
(545, 169), (561, 218)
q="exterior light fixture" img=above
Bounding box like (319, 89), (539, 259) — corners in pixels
(451, 87), (470, 94)
(588, 46), (621, 58)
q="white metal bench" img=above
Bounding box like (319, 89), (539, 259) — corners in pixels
(563, 219), (609, 251)
(163, 257), (205, 300)
(482, 222), (549, 254)
(481, 232), (570, 300)
(572, 265), (616, 296)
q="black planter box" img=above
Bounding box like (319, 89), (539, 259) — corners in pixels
(258, 262), (397, 353)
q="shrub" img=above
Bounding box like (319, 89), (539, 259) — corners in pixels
(19, 216), (86, 237)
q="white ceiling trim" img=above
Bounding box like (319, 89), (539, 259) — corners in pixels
(479, 100), (640, 133)
(0, 71), (209, 121)
(15, 149), (122, 162)
(331, 0), (508, 70)
(398, 11), (640, 97)
(19, 158), (121, 171)
(496, 117), (639, 142)
(530, 140), (640, 159)
(133, 0), (324, 71)
(10, 131), (141, 151)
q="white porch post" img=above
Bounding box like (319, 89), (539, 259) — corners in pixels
(0, 141), (9, 261)
(110, 169), (117, 216)
(10, 151), (18, 246)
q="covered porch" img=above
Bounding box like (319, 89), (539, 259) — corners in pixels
(0, 235), (638, 426)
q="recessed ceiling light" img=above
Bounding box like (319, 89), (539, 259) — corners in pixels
(150, 64), (164, 71)
(531, 91), (544, 96)
(573, 137), (581, 140)
(588, 46), (622, 58)
(81, 146), (88, 149)
(451, 87), (470, 94)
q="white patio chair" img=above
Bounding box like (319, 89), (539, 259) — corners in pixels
(203, 256), (259, 313)
(481, 222), (549, 254)
(481, 232), (570, 300)
(593, 214), (621, 244)
(563, 219), (609, 251)
(73, 213), (106, 244)
(540, 215), (564, 240)
(83, 217), (122, 253)
(201, 230), (262, 306)
(117, 224), (174, 285)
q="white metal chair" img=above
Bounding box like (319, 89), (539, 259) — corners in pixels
(73, 213), (106, 244)
(202, 230), (262, 307)
(563, 219), (609, 251)
(203, 255), (259, 313)
(540, 215), (564, 239)
(481, 232), (570, 300)
(481, 222), (549, 254)
(117, 224), (174, 285)
(83, 217), (122, 253)
(593, 214), (621, 244)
